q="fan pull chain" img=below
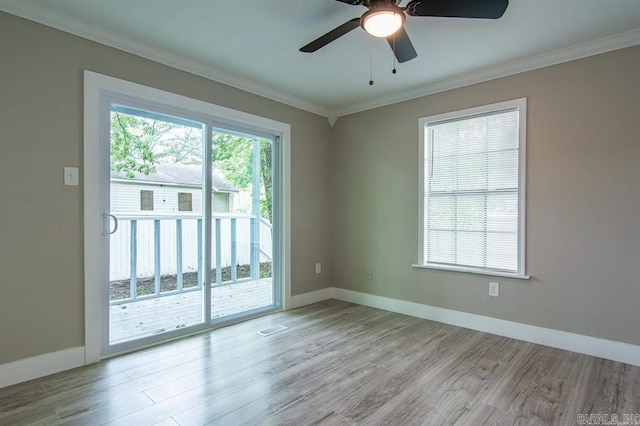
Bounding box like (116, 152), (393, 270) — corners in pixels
(392, 34), (397, 74)
(369, 36), (374, 86)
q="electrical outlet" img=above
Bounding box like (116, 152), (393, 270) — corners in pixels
(489, 281), (500, 297)
(366, 270), (373, 281)
(315, 263), (321, 274)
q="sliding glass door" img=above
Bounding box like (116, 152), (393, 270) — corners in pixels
(209, 127), (281, 323)
(106, 103), (207, 350)
(101, 96), (281, 355)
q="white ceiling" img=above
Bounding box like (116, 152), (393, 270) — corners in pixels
(2, 0), (640, 121)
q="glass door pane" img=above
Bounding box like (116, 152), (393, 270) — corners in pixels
(210, 130), (279, 321)
(108, 104), (206, 346)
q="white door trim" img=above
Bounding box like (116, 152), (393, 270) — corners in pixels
(83, 70), (291, 364)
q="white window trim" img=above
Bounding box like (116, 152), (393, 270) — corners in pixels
(414, 98), (529, 280)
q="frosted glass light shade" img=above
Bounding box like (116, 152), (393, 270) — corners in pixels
(361, 9), (404, 38)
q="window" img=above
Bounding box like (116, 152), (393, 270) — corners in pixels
(178, 192), (192, 211)
(140, 190), (154, 211)
(418, 98), (527, 278)
(213, 193), (229, 212)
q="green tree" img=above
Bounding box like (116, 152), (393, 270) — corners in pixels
(260, 140), (273, 222)
(211, 134), (273, 221)
(110, 112), (157, 177)
(211, 133), (253, 189)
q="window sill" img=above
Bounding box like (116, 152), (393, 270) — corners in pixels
(411, 263), (530, 280)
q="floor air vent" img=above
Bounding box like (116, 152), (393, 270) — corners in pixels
(257, 325), (288, 336)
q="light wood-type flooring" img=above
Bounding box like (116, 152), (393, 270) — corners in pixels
(1, 300), (638, 425)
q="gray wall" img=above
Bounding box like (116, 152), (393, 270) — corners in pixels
(0, 12), (333, 364)
(2, 9), (639, 367)
(332, 45), (640, 346)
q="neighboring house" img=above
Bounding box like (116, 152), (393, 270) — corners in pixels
(109, 163), (252, 280)
(110, 163), (237, 214)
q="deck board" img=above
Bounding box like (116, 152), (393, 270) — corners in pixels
(109, 278), (273, 344)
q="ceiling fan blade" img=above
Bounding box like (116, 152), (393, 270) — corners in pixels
(334, 0), (365, 4)
(300, 18), (361, 53)
(387, 27), (417, 63)
(405, 0), (508, 19)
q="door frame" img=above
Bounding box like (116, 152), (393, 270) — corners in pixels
(83, 71), (291, 364)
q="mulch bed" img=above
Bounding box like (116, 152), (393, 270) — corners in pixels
(109, 263), (272, 301)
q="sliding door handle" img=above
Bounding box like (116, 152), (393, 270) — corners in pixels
(105, 214), (119, 235)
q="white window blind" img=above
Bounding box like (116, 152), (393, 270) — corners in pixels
(422, 100), (525, 276)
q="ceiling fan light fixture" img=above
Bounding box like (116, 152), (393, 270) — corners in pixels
(361, 7), (405, 38)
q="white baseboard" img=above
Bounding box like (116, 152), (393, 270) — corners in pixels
(290, 286), (640, 367)
(0, 346), (86, 389)
(4, 286), (639, 389)
(330, 288), (640, 367)
(290, 287), (334, 309)
(0, 288), (332, 389)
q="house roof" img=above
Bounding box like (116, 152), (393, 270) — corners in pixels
(111, 163), (238, 193)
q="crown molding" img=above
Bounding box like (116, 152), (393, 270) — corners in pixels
(0, 0), (336, 123)
(335, 27), (640, 117)
(2, 0), (638, 124)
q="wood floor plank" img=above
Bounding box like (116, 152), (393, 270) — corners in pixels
(355, 332), (491, 424)
(1, 300), (639, 426)
(558, 355), (639, 424)
(0, 381), (47, 412)
(480, 343), (581, 424)
(55, 391), (154, 425)
(453, 401), (518, 426)
(175, 384), (303, 425)
(0, 403), (60, 426)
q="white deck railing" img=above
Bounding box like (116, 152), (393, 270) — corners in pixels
(109, 213), (272, 303)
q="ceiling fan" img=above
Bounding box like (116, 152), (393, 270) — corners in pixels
(300, 0), (509, 63)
